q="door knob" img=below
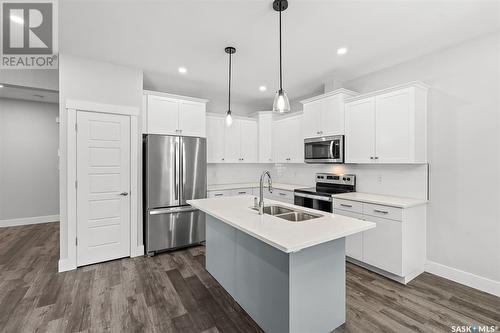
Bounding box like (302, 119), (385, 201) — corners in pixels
(119, 192), (129, 196)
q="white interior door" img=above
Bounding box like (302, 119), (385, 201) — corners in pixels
(76, 111), (131, 266)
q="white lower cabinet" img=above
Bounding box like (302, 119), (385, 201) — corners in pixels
(334, 209), (363, 261)
(362, 216), (403, 276)
(334, 199), (426, 284)
(271, 189), (294, 204)
(208, 190), (229, 198)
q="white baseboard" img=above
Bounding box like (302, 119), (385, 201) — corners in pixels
(58, 258), (76, 272)
(131, 245), (145, 257)
(425, 260), (500, 297)
(0, 214), (59, 228)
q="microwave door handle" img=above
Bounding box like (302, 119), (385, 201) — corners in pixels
(329, 141), (334, 159)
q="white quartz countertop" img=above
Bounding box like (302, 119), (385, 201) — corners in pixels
(207, 182), (309, 192)
(333, 192), (427, 208)
(188, 196), (375, 253)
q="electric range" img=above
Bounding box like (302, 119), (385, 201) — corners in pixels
(294, 173), (356, 213)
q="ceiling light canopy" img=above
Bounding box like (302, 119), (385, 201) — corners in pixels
(225, 46), (236, 127)
(272, 0), (291, 113)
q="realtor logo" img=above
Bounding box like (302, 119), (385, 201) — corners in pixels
(1, 0), (58, 68)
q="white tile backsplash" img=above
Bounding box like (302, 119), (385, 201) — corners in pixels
(208, 163), (428, 200)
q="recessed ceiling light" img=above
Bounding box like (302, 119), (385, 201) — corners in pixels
(337, 47), (348, 55)
(259, 86), (267, 92)
(178, 67), (187, 74)
(0, 84), (4, 88)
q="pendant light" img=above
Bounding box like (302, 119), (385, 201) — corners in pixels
(225, 46), (236, 126)
(272, 0), (291, 113)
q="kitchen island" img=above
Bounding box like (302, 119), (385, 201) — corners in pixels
(188, 195), (375, 333)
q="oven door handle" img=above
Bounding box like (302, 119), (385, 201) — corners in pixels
(294, 192), (333, 202)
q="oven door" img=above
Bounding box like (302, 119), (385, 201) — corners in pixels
(294, 192), (333, 213)
(304, 135), (344, 163)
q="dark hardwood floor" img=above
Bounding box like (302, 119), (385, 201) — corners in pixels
(0, 222), (498, 333)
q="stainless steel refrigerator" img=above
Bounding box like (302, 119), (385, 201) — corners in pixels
(143, 134), (206, 256)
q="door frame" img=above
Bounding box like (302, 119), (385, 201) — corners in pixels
(62, 99), (142, 271)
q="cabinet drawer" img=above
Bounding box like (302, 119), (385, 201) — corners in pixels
(334, 199), (362, 214)
(207, 190), (230, 198)
(363, 203), (402, 221)
(231, 188), (253, 196)
(273, 189), (294, 203)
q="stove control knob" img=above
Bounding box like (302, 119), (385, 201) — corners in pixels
(346, 177), (351, 181)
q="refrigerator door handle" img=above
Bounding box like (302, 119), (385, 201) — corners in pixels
(174, 140), (179, 200)
(149, 206), (198, 215)
(180, 140), (185, 201)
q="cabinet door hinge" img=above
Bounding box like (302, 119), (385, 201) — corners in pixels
(76, 238), (78, 246)
(75, 123), (78, 132)
(75, 180), (78, 189)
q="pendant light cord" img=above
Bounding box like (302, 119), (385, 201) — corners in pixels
(228, 52), (232, 111)
(279, 2), (283, 91)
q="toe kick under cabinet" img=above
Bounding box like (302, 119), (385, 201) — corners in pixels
(334, 198), (426, 284)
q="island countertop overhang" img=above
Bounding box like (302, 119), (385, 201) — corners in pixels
(188, 195), (375, 253)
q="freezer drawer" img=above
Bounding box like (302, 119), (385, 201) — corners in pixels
(146, 206), (205, 254)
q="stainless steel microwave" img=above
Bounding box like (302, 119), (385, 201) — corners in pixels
(304, 135), (344, 163)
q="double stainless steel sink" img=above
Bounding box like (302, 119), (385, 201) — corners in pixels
(251, 204), (323, 222)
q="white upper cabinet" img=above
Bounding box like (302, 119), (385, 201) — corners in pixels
(344, 98), (376, 163)
(147, 95), (179, 135)
(258, 112), (274, 163)
(273, 114), (304, 163)
(207, 116), (225, 163)
(302, 99), (322, 138)
(178, 101), (206, 137)
(344, 82), (428, 164)
(240, 120), (258, 163)
(207, 115), (258, 163)
(301, 89), (358, 139)
(144, 91), (208, 137)
(223, 118), (241, 163)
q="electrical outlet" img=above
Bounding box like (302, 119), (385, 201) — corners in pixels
(377, 175), (383, 183)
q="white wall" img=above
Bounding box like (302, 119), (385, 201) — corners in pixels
(342, 33), (500, 284)
(58, 54), (143, 268)
(0, 69), (58, 91)
(0, 98), (59, 222)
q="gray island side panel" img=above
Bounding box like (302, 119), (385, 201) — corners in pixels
(206, 215), (347, 333)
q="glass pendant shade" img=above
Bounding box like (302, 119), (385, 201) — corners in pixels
(225, 110), (233, 126)
(272, 89), (291, 113)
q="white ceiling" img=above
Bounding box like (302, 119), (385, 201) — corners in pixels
(0, 85), (59, 104)
(60, 0), (500, 111)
